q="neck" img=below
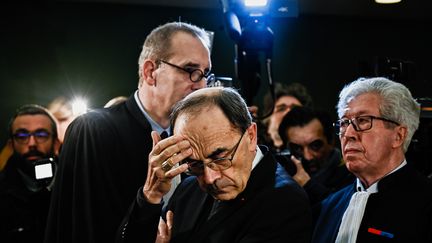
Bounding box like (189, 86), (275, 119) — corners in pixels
(138, 88), (171, 128)
(356, 153), (405, 188)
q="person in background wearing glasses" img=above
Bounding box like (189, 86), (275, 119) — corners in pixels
(45, 22), (213, 243)
(0, 104), (60, 243)
(116, 87), (312, 243)
(278, 106), (354, 205)
(312, 77), (432, 243)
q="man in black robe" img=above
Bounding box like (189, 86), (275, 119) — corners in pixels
(44, 22), (213, 243)
(312, 77), (432, 242)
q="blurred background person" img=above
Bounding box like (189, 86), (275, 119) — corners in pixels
(47, 96), (78, 144)
(104, 96), (128, 108)
(278, 106), (354, 204)
(260, 82), (313, 151)
(0, 104), (60, 243)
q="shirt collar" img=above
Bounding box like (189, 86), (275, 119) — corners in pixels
(134, 90), (170, 135)
(356, 159), (407, 193)
(251, 146), (264, 170)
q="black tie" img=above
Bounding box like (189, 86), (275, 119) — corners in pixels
(160, 131), (168, 139)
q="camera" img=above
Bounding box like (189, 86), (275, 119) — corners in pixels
(34, 157), (56, 180)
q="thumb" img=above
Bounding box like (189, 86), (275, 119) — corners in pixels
(291, 155), (305, 171)
(166, 210), (174, 230)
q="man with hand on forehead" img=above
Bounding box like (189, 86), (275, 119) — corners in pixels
(117, 87), (312, 243)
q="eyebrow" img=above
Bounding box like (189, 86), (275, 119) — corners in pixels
(183, 61), (211, 73)
(207, 147), (229, 159)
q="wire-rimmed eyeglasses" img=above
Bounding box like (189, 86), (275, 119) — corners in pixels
(333, 115), (400, 136)
(159, 60), (215, 84)
(181, 132), (245, 176)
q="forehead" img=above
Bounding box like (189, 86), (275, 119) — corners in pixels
(12, 114), (53, 132)
(169, 32), (210, 66)
(276, 95), (301, 107)
(174, 106), (236, 146)
(287, 119), (325, 143)
(343, 93), (381, 117)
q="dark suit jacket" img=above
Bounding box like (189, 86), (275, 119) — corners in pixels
(118, 146), (313, 243)
(312, 163), (432, 243)
(0, 155), (51, 243)
(45, 95), (154, 243)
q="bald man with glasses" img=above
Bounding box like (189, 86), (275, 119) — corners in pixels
(117, 87), (312, 243)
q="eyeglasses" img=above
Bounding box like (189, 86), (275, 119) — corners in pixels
(182, 132), (245, 176)
(334, 115), (400, 136)
(159, 60), (215, 84)
(288, 139), (324, 157)
(12, 129), (51, 144)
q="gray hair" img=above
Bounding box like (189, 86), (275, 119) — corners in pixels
(170, 87), (252, 134)
(337, 77), (420, 152)
(137, 22), (211, 83)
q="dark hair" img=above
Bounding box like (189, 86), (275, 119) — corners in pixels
(278, 106), (334, 147)
(171, 87), (252, 134)
(264, 82), (313, 113)
(8, 104), (58, 140)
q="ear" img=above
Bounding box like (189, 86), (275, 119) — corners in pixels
(247, 123), (258, 152)
(141, 59), (158, 86)
(53, 138), (61, 156)
(392, 125), (407, 149)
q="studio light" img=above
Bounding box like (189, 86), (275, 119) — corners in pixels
(244, 0), (268, 7)
(375, 0), (401, 4)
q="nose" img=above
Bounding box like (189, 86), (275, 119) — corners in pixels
(303, 147), (314, 161)
(27, 134), (37, 146)
(341, 122), (357, 139)
(193, 78), (207, 90)
(202, 166), (222, 185)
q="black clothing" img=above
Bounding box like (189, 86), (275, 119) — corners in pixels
(45, 95), (154, 243)
(0, 155), (51, 243)
(277, 148), (354, 205)
(118, 146), (313, 243)
(312, 163), (432, 243)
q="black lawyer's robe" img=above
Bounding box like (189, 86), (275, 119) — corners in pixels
(118, 146), (313, 243)
(45, 95), (154, 243)
(312, 163), (432, 243)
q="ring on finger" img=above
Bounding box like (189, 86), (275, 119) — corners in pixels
(161, 157), (175, 172)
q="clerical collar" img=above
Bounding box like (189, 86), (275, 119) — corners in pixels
(134, 90), (170, 135)
(251, 146), (264, 170)
(356, 159), (407, 193)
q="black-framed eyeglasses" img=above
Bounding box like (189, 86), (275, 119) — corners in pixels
(12, 129), (51, 144)
(159, 60), (215, 84)
(182, 132), (245, 176)
(333, 115), (400, 136)
(288, 139), (325, 157)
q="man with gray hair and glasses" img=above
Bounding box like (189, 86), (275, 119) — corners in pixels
(312, 77), (432, 243)
(117, 87), (312, 243)
(45, 21), (213, 243)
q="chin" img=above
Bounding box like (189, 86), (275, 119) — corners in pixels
(214, 191), (239, 201)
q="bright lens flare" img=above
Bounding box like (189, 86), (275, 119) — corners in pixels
(71, 98), (88, 115)
(244, 0), (268, 7)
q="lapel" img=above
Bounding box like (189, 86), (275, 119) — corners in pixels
(125, 94), (152, 130)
